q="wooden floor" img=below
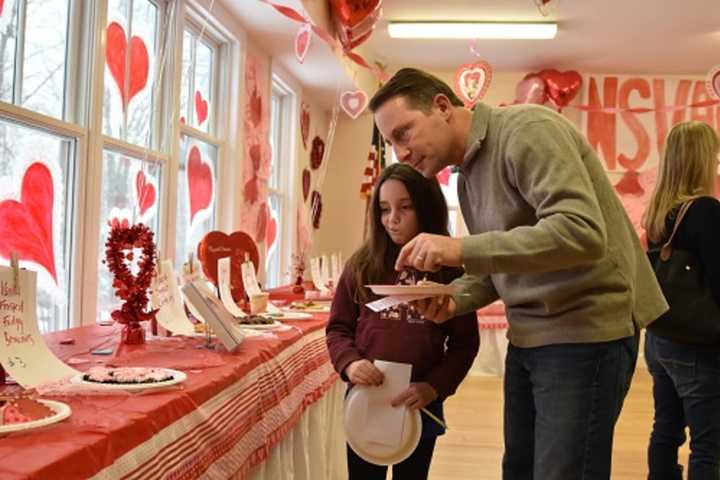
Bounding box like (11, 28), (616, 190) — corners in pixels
(428, 366), (690, 480)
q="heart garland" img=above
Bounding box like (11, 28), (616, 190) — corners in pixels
(103, 222), (158, 344)
(310, 136), (325, 170)
(300, 101), (311, 150)
(0, 162), (57, 283)
(295, 23), (312, 63)
(340, 90), (368, 119)
(454, 61), (492, 108)
(105, 21), (150, 111)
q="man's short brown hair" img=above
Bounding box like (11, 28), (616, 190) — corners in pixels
(369, 68), (465, 113)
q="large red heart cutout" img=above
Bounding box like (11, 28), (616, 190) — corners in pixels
(300, 102), (310, 150)
(340, 90), (368, 119)
(197, 230), (259, 303)
(195, 90), (208, 125)
(0, 163), (57, 282)
(302, 168), (311, 201)
(187, 146), (214, 225)
(538, 69), (582, 109)
(454, 61), (492, 107)
(295, 23), (312, 64)
(105, 22), (149, 111)
(135, 170), (156, 217)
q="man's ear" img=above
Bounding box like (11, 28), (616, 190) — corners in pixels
(433, 94), (453, 119)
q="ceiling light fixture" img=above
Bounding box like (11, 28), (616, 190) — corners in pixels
(387, 21), (558, 40)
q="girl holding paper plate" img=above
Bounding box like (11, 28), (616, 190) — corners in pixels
(326, 163), (479, 479)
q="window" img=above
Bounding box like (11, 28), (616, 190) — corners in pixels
(174, 16), (222, 271)
(266, 77), (296, 288)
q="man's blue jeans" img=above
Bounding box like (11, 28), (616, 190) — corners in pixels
(645, 331), (720, 480)
(502, 331), (638, 479)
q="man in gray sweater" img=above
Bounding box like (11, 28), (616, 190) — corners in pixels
(370, 68), (668, 480)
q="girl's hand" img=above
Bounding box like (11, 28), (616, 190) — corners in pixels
(345, 359), (384, 386)
(391, 382), (438, 410)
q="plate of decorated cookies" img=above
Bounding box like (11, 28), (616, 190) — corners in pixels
(71, 366), (187, 391)
(0, 390), (71, 433)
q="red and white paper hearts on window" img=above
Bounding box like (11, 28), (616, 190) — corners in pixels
(706, 64), (720, 100)
(295, 23), (313, 64)
(454, 61), (492, 108)
(340, 90), (368, 119)
(135, 170), (157, 218)
(105, 21), (150, 111)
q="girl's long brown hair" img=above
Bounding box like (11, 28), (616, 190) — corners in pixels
(642, 121), (719, 243)
(347, 163), (451, 302)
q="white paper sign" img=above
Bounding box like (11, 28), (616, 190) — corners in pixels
(241, 260), (262, 297)
(363, 360), (412, 446)
(0, 267), (79, 387)
(218, 257), (247, 318)
(181, 281), (244, 352)
(151, 260), (196, 336)
(365, 294), (433, 313)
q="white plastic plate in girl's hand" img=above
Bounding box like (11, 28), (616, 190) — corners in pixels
(366, 284), (457, 297)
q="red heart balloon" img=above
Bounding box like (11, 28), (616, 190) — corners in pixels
(514, 73), (548, 105)
(195, 90), (208, 125)
(0, 163), (57, 282)
(105, 22), (149, 111)
(538, 69), (582, 109)
(187, 146), (214, 225)
(302, 168), (311, 201)
(135, 170), (156, 217)
(197, 230), (259, 302)
(329, 0), (382, 50)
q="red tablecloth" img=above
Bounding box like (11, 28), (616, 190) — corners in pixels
(0, 314), (337, 479)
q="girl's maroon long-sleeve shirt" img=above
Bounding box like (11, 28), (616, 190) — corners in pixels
(325, 266), (479, 400)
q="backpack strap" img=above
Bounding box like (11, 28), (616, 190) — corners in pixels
(660, 199), (695, 261)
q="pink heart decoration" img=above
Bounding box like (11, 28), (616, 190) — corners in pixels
(0, 163), (57, 282)
(195, 90), (208, 125)
(302, 168), (311, 201)
(436, 167), (451, 186)
(295, 23), (312, 64)
(300, 102), (310, 150)
(454, 61), (492, 107)
(135, 170), (156, 217)
(105, 22), (150, 111)
(705, 64), (720, 100)
(340, 90), (368, 119)
(187, 146), (214, 225)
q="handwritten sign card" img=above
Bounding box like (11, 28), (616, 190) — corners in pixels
(0, 266), (79, 387)
(218, 257), (247, 318)
(241, 260), (262, 296)
(181, 281), (244, 352)
(151, 260), (196, 336)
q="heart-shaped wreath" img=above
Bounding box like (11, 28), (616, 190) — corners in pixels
(104, 222), (158, 326)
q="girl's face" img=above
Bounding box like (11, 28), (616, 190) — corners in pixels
(379, 179), (420, 245)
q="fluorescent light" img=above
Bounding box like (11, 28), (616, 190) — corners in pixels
(387, 22), (557, 40)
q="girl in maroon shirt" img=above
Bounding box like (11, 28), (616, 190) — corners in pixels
(326, 163), (479, 480)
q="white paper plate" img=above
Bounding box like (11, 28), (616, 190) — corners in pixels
(0, 400), (72, 434)
(70, 368), (187, 391)
(234, 320), (284, 330)
(366, 284), (457, 296)
(344, 387), (422, 466)
(267, 311), (313, 320)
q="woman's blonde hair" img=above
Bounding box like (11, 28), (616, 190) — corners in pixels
(642, 121), (719, 243)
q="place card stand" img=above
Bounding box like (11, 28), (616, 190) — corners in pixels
(0, 253), (20, 386)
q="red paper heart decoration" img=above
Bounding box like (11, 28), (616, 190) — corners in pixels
(300, 102), (310, 150)
(329, 0), (382, 50)
(295, 23), (312, 64)
(302, 168), (311, 201)
(264, 205), (277, 250)
(454, 61), (492, 107)
(705, 64), (720, 100)
(0, 0), (5, 16)
(197, 230), (259, 302)
(311, 136), (325, 170)
(195, 90), (208, 125)
(187, 146), (214, 225)
(105, 22), (150, 111)
(340, 90), (368, 119)
(249, 88), (263, 128)
(135, 170), (156, 217)
(0, 162), (57, 283)
(310, 191), (322, 229)
(538, 69), (582, 110)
